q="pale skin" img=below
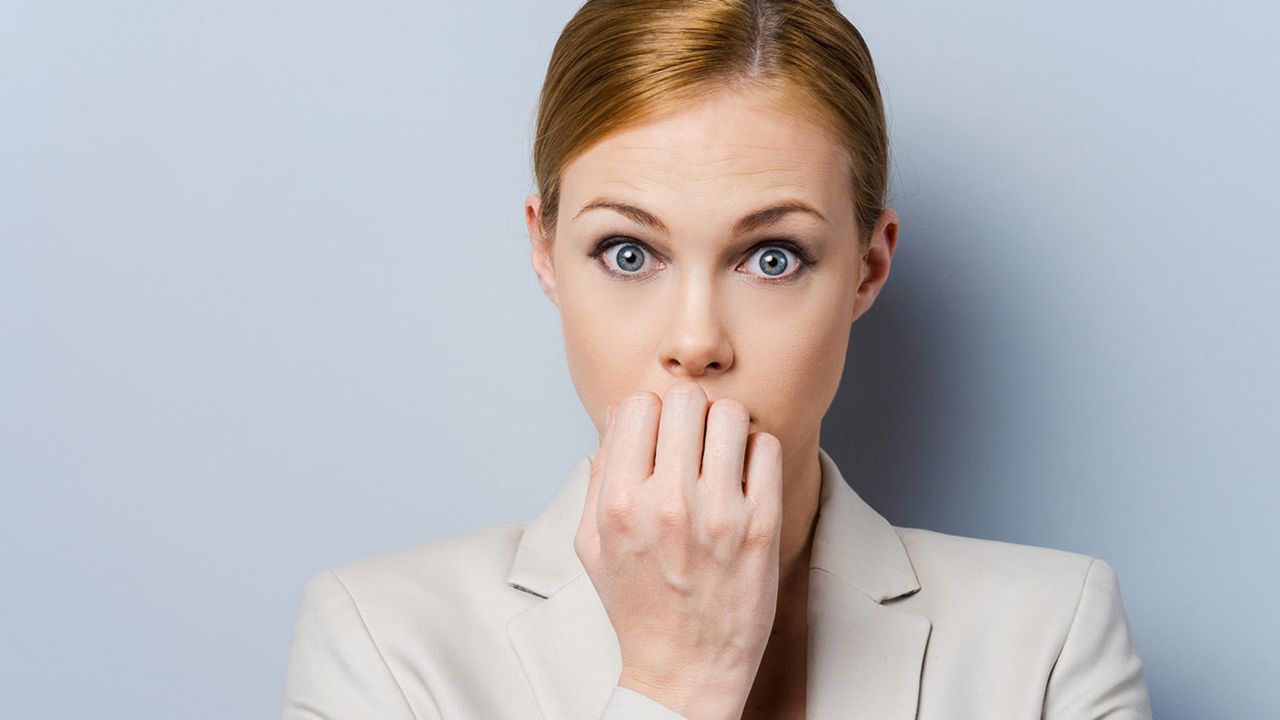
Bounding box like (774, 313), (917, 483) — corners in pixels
(525, 83), (900, 720)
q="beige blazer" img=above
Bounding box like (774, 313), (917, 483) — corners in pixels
(282, 447), (1153, 719)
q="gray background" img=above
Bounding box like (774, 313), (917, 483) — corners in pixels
(1, 1), (1275, 717)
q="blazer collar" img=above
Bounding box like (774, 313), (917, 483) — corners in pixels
(505, 446), (931, 719)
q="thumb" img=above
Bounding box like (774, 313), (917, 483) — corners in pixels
(577, 402), (615, 562)
(590, 401), (614, 476)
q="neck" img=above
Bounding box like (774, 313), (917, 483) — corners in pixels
(776, 433), (823, 599)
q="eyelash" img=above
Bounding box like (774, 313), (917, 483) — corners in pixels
(587, 236), (818, 283)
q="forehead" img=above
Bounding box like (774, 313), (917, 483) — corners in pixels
(560, 86), (851, 218)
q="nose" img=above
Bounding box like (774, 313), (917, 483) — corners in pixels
(656, 277), (734, 378)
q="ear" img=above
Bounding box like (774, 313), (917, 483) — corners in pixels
(849, 207), (900, 324)
(525, 193), (558, 307)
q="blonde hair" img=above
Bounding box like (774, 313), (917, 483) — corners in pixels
(531, 0), (890, 253)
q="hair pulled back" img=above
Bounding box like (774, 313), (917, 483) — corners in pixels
(531, 0), (890, 252)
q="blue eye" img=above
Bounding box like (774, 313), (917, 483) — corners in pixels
(611, 243), (646, 273)
(753, 247), (791, 277)
(587, 235), (815, 283)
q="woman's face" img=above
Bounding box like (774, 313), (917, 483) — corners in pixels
(526, 84), (898, 460)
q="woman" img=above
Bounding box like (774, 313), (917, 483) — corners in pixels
(282, 1), (1153, 718)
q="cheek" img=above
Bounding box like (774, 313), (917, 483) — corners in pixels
(558, 289), (654, 406)
(736, 301), (851, 439)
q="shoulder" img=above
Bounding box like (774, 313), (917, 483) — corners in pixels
(895, 525), (1100, 585)
(890, 529), (1151, 715)
(324, 522), (527, 596)
(294, 522), (535, 639)
(284, 524), (546, 718)
(889, 530), (1151, 715)
(891, 525), (1123, 629)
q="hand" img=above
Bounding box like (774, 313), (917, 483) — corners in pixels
(574, 381), (784, 720)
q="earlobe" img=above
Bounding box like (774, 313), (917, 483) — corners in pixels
(530, 242), (558, 306)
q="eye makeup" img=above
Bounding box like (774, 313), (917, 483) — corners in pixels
(585, 234), (819, 284)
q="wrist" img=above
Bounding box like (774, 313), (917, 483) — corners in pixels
(618, 666), (751, 720)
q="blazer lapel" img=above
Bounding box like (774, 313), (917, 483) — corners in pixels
(805, 448), (931, 719)
(505, 570), (621, 719)
(505, 453), (621, 719)
(505, 448), (931, 720)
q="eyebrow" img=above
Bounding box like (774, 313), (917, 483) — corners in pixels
(572, 197), (829, 236)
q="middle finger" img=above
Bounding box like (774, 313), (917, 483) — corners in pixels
(653, 381), (710, 490)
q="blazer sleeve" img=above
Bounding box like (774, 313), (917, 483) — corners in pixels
(282, 569), (433, 720)
(599, 685), (692, 719)
(1042, 558), (1153, 720)
(281, 570), (687, 720)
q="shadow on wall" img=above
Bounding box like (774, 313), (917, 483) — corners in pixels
(821, 171), (1045, 543)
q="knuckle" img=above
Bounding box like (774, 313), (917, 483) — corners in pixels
(701, 514), (736, 541)
(654, 497), (691, 531)
(743, 516), (780, 549)
(600, 492), (639, 531)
